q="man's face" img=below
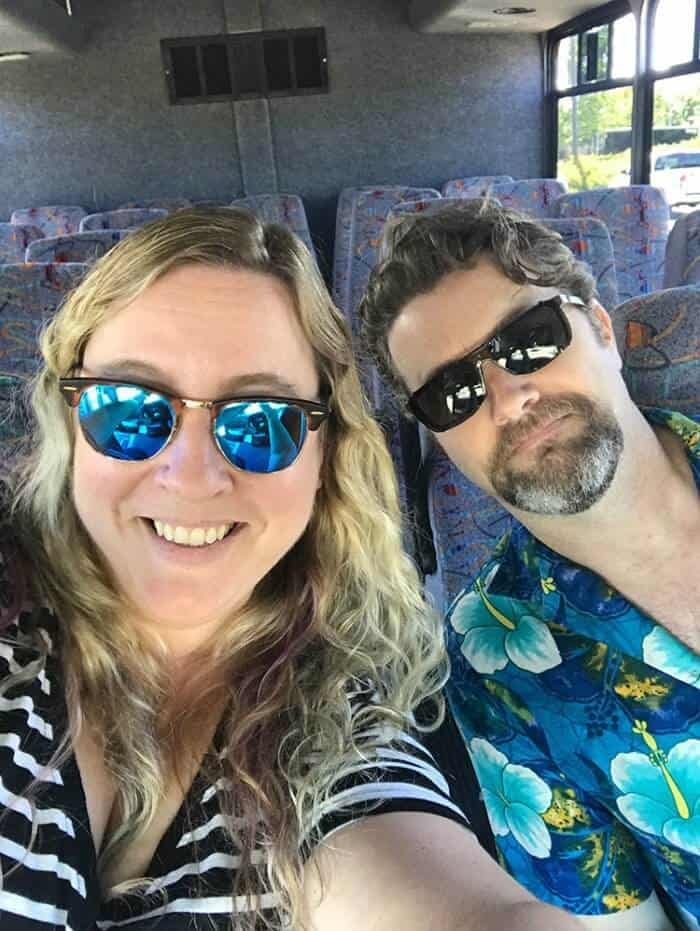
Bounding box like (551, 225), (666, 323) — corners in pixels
(387, 257), (627, 516)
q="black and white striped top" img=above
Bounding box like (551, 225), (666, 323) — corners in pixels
(0, 553), (471, 930)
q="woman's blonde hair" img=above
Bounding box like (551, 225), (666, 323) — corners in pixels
(4, 208), (447, 928)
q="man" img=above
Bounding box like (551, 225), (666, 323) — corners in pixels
(360, 199), (700, 931)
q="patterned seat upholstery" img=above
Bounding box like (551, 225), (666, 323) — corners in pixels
(230, 195), (315, 256)
(0, 224), (43, 263)
(550, 186), (670, 303)
(387, 200), (619, 311)
(10, 206), (87, 238)
(612, 286), (700, 414)
(79, 209), (168, 231)
(117, 198), (192, 211)
(488, 179), (568, 217)
(543, 217), (619, 310)
(0, 263), (87, 451)
(332, 186), (441, 354)
(441, 175), (513, 198)
(332, 186), (442, 556)
(427, 449), (515, 612)
(25, 231), (127, 264)
(663, 209), (700, 288)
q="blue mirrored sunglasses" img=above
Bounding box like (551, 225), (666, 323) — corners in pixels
(59, 378), (331, 474)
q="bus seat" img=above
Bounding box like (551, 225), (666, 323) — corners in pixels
(0, 224), (43, 263)
(80, 208), (168, 232)
(25, 230), (127, 264)
(331, 186), (440, 560)
(10, 206), (87, 238)
(550, 186), (670, 303)
(487, 178), (567, 217)
(0, 262), (87, 449)
(427, 445), (514, 614)
(441, 175), (513, 197)
(543, 216), (619, 310)
(332, 186), (441, 346)
(230, 194), (315, 257)
(117, 198), (192, 211)
(613, 286), (700, 414)
(663, 208), (700, 288)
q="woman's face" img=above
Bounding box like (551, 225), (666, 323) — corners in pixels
(72, 264), (324, 654)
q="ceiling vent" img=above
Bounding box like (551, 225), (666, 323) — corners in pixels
(408, 0), (603, 33)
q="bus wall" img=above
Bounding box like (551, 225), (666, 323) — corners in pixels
(0, 0), (544, 268)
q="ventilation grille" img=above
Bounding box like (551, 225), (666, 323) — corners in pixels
(161, 29), (328, 104)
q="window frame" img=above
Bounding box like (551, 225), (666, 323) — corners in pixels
(545, 0), (700, 187)
(161, 28), (328, 106)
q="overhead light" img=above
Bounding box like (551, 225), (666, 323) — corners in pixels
(0, 52), (31, 63)
(493, 6), (536, 13)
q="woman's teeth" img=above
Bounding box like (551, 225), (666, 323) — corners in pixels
(152, 521), (234, 546)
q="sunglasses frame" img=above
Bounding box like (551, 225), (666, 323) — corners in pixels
(408, 294), (585, 432)
(58, 377), (331, 471)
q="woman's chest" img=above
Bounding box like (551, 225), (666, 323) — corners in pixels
(72, 726), (212, 889)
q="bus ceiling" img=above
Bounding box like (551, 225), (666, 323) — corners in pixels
(408, 0), (619, 33)
(0, 0), (87, 57)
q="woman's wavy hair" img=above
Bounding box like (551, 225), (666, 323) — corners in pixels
(359, 196), (598, 408)
(3, 208), (447, 928)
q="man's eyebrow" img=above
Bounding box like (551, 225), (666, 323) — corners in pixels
(418, 297), (542, 386)
(85, 359), (302, 396)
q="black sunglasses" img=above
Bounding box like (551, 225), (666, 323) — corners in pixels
(408, 294), (584, 432)
(59, 378), (331, 474)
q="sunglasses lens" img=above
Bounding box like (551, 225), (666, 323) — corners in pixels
(216, 400), (307, 473)
(411, 369), (484, 432)
(410, 300), (572, 432)
(77, 384), (174, 460)
(498, 302), (571, 375)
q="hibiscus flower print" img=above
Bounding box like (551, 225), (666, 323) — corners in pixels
(470, 737), (553, 858)
(611, 721), (700, 856)
(450, 565), (562, 675)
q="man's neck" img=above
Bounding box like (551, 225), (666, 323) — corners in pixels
(513, 407), (699, 586)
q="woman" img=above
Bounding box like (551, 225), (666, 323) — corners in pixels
(0, 208), (581, 930)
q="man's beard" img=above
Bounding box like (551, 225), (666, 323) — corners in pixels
(488, 393), (624, 515)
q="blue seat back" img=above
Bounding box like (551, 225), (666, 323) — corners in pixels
(0, 263), (87, 447)
(79, 208), (168, 231)
(117, 198), (192, 211)
(613, 286), (700, 414)
(489, 179), (567, 217)
(441, 175), (513, 197)
(25, 230), (127, 264)
(0, 224), (43, 263)
(551, 186), (670, 302)
(10, 206), (87, 237)
(332, 186), (441, 354)
(230, 194), (315, 256)
(663, 209), (700, 288)
(543, 217), (618, 310)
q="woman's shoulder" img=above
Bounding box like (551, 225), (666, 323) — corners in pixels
(303, 685), (471, 855)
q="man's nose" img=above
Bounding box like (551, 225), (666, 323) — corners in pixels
(480, 359), (541, 427)
(154, 408), (234, 498)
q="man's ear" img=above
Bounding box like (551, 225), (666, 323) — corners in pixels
(590, 300), (623, 366)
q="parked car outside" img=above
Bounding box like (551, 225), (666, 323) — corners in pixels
(650, 151), (700, 205)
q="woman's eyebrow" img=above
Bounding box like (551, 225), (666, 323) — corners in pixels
(85, 359), (302, 396)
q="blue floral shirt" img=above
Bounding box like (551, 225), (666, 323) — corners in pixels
(446, 409), (700, 928)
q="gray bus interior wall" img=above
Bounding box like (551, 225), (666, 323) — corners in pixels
(0, 0), (544, 272)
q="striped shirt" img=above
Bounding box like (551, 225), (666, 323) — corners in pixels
(0, 557), (471, 930)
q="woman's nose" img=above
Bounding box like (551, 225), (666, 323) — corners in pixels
(154, 408), (234, 498)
